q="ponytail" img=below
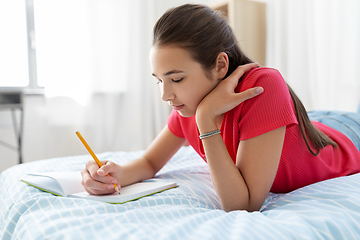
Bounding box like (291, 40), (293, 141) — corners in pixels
(288, 85), (337, 155)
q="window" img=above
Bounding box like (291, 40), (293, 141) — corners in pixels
(0, 0), (40, 90)
(2, 0), (130, 99)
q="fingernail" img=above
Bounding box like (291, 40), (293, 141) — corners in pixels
(256, 87), (264, 94)
(98, 169), (105, 174)
(108, 185), (113, 189)
(112, 180), (117, 184)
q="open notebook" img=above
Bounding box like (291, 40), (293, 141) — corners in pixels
(20, 172), (178, 204)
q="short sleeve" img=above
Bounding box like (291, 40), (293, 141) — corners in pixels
(238, 68), (298, 140)
(167, 109), (185, 138)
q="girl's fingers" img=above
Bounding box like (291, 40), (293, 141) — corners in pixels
(98, 161), (115, 176)
(84, 160), (114, 183)
(81, 162), (118, 195)
(230, 63), (259, 82)
(231, 87), (263, 109)
(237, 87), (264, 102)
(226, 87), (263, 112)
(83, 177), (116, 195)
(97, 161), (119, 183)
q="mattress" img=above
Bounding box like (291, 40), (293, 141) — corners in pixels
(1, 146), (360, 239)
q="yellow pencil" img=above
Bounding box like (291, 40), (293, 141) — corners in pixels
(76, 131), (120, 194)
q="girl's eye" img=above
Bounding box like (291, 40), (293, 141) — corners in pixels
(156, 80), (162, 85)
(172, 78), (183, 83)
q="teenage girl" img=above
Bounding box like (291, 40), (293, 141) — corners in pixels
(81, 4), (360, 212)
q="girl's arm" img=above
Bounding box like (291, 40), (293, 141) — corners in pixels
(120, 126), (186, 185)
(199, 123), (285, 212)
(81, 126), (186, 195)
(196, 63), (284, 212)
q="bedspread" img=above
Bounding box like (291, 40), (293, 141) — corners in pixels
(1, 146), (360, 239)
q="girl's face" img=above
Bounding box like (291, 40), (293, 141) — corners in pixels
(150, 46), (219, 117)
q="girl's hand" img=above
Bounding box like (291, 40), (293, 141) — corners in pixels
(81, 160), (122, 195)
(196, 63), (263, 125)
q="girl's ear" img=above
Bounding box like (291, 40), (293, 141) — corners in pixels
(215, 52), (229, 80)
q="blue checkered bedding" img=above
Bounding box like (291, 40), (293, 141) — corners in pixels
(1, 146), (360, 239)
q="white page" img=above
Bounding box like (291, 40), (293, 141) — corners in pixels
(71, 180), (177, 203)
(21, 172), (177, 203)
(24, 172), (84, 196)
(21, 174), (65, 196)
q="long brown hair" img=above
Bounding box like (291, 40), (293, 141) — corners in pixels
(153, 4), (336, 155)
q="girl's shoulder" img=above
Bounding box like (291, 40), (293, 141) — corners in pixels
(237, 67), (286, 92)
(242, 67), (283, 80)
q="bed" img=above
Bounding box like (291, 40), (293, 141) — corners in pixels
(1, 146), (360, 239)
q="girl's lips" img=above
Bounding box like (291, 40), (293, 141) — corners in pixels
(172, 105), (184, 110)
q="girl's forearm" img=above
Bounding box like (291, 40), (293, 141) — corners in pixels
(196, 112), (256, 212)
(119, 157), (157, 187)
(118, 126), (186, 187)
(201, 134), (253, 212)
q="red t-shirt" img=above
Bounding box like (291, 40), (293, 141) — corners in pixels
(167, 67), (360, 193)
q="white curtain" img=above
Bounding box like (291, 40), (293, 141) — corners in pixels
(266, 0), (360, 112)
(9, 0), (359, 163)
(29, 0), (217, 159)
(32, 0), (170, 155)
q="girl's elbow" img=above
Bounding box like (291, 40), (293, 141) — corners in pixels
(220, 201), (247, 212)
(221, 205), (261, 213)
(220, 199), (262, 212)
(221, 205), (241, 212)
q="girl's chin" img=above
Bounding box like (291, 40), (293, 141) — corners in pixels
(177, 109), (195, 118)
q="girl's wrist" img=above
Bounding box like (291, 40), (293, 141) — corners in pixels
(116, 164), (125, 186)
(196, 111), (218, 134)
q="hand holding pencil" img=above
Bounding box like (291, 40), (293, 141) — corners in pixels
(76, 131), (121, 194)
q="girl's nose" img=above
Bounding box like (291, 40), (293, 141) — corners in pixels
(161, 82), (175, 102)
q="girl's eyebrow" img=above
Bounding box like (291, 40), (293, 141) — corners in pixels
(152, 70), (184, 78)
